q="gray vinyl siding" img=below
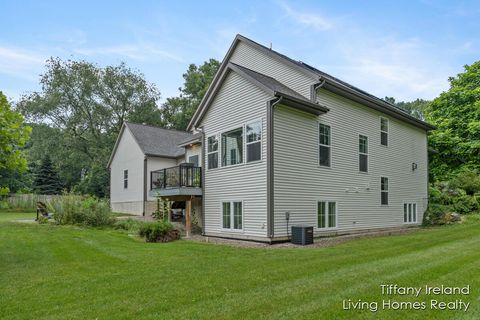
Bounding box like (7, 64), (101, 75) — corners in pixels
(230, 41), (316, 99)
(109, 128), (145, 215)
(273, 89), (428, 237)
(200, 71), (269, 238)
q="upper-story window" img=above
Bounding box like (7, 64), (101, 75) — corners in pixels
(222, 127), (243, 166)
(188, 155), (199, 167)
(123, 169), (128, 189)
(380, 117), (389, 146)
(246, 121), (262, 162)
(319, 123), (331, 167)
(381, 177), (389, 205)
(359, 135), (368, 172)
(207, 136), (219, 169)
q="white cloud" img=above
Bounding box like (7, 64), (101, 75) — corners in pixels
(274, 1), (455, 100)
(74, 43), (184, 62)
(279, 1), (332, 31)
(0, 46), (45, 81)
(329, 35), (454, 100)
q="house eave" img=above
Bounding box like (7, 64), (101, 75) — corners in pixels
(144, 153), (185, 159)
(178, 139), (202, 148)
(276, 92), (329, 116)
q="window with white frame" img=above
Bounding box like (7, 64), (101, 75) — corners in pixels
(404, 203), (417, 223)
(123, 170), (128, 189)
(380, 117), (389, 146)
(188, 155), (199, 167)
(222, 127), (243, 166)
(246, 121), (261, 162)
(381, 177), (389, 205)
(318, 201), (337, 229)
(207, 135), (219, 169)
(319, 123), (331, 167)
(222, 201), (243, 230)
(359, 135), (368, 172)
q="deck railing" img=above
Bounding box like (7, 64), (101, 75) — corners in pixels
(150, 164), (202, 190)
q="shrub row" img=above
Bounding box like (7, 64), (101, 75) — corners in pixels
(138, 221), (179, 242)
(424, 171), (480, 225)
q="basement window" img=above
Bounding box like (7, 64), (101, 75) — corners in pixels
(318, 201), (337, 229)
(222, 201), (243, 230)
(404, 203), (417, 223)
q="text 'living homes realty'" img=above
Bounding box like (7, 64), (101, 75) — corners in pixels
(342, 284), (471, 313)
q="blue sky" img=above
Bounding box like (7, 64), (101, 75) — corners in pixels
(1, 0), (479, 103)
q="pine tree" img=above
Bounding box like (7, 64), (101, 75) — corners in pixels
(33, 155), (62, 194)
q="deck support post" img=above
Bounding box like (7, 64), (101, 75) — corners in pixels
(185, 196), (192, 238)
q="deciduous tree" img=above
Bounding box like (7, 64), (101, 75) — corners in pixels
(0, 92), (31, 194)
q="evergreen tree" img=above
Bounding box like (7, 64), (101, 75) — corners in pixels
(33, 155), (62, 194)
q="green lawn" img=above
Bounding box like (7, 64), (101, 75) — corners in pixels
(0, 211), (479, 320)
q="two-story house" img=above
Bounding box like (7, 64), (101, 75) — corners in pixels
(108, 34), (434, 242)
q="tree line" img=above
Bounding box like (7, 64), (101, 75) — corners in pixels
(0, 57), (478, 198)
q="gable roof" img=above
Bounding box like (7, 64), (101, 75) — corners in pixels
(107, 122), (193, 168)
(229, 63), (329, 116)
(187, 34), (435, 131)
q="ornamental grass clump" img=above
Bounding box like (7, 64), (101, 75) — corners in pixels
(50, 194), (114, 227)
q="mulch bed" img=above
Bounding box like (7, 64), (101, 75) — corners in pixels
(186, 228), (418, 249)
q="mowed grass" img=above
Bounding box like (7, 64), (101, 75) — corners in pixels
(0, 212), (479, 320)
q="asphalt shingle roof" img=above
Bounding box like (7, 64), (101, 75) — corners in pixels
(125, 122), (193, 158)
(231, 63), (309, 102)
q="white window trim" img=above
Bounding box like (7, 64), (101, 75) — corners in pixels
(245, 120), (263, 163)
(403, 202), (418, 224)
(188, 155), (199, 166)
(380, 116), (389, 147)
(381, 176), (389, 206)
(316, 200), (338, 230)
(206, 118), (264, 171)
(206, 134), (219, 170)
(318, 122), (332, 168)
(220, 200), (244, 232)
(358, 134), (369, 173)
(221, 125), (244, 167)
(123, 169), (128, 189)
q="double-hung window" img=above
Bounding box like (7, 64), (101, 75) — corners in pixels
(318, 201), (337, 229)
(123, 170), (128, 189)
(381, 177), (389, 205)
(246, 121), (262, 162)
(404, 203), (417, 223)
(319, 124), (331, 167)
(222, 127), (243, 166)
(359, 135), (368, 172)
(380, 117), (389, 146)
(222, 201), (243, 230)
(207, 136), (219, 169)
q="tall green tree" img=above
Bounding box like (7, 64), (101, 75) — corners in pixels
(33, 155), (62, 194)
(0, 92), (31, 195)
(384, 96), (430, 120)
(161, 59), (220, 129)
(425, 61), (480, 180)
(17, 58), (163, 195)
